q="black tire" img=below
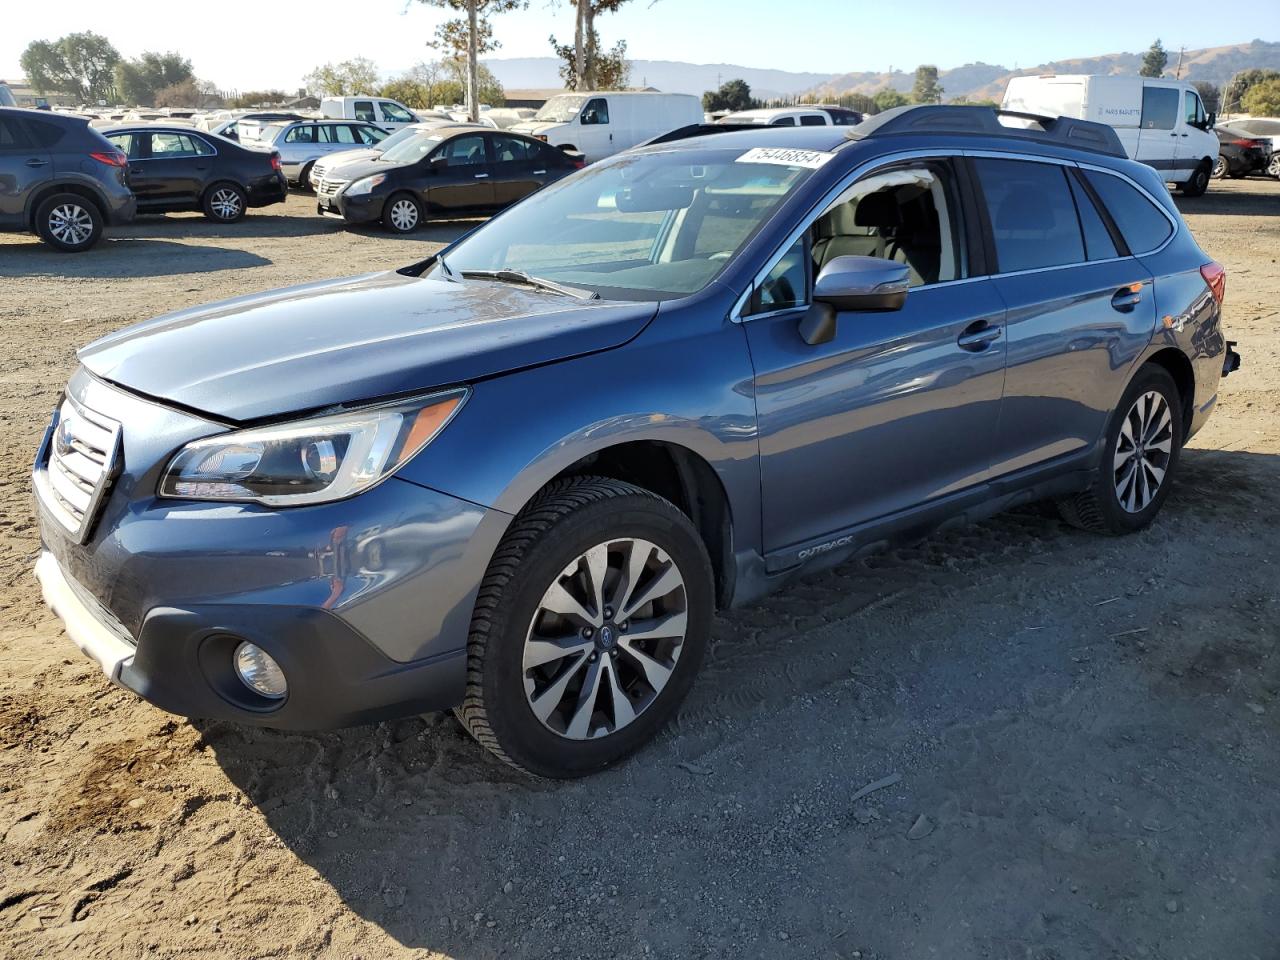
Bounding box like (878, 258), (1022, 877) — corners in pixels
(1269, 155), (1280, 179)
(1211, 155), (1228, 179)
(1179, 162), (1211, 197)
(202, 182), (247, 223)
(382, 192), (422, 233)
(34, 193), (103, 252)
(456, 476), (714, 778)
(297, 162), (314, 193)
(1056, 365), (1183, 536)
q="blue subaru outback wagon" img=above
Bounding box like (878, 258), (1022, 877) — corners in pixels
(34, 106), (1239, 777)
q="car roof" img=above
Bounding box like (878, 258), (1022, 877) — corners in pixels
(102, 124), (215, 135)
(635, 126), (848, 153)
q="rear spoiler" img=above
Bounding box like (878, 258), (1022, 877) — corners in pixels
(632, 122), (762, 149)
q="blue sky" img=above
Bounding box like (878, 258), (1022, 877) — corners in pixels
(4, 0), (1278, 92)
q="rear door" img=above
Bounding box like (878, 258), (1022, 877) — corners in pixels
(488, 133), (542, 207)
(130, 131), (212, 205)
(0, 114), (51, 225)
(972, 156), (1158, 478)
(424, 133), (493, 216)
(1136, 84), (1182, 180)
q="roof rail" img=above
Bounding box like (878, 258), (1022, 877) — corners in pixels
(846, 104), (1127, 159)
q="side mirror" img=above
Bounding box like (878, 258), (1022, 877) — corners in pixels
(799, 256), (910, 346)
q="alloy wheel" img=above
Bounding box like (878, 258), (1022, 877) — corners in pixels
(210, 188), (243, 220)
(522, 537), (688, 740)
(1269, 155), (1280, 178)
(389, 199), (418, 231)
(48, 203), (93, 246)
(1212, 156), (1227, 178)
(1114, 390), (1173, 513)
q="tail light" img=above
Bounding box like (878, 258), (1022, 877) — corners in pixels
(1200, 261), (1226, 305)
(270, 152), (282, 172)
(1229, 138), (1262, 149)
(535, 134), (549, 142)
(571, 157), (587, 169)
(89, 150), (127, 167)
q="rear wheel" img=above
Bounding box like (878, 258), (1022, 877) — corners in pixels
(34, 193), (103, 252)
(202, 182), (246, 222)
(382, 192), (422, 233)
(1179, 161), (1211, 197)
(1057, 365), (1183, 535)
(456, 477), (713, 778)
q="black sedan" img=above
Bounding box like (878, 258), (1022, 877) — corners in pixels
(314, 126), (584, 232)
(1212, 127), (1271, 180)
(103, 125), (288, 222)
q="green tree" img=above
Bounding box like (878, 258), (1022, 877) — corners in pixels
(1140, 39), (1168, 78)
(114, 51), (194, 105)
(303, 58), (380, 96)
(911, 65), (943, 104)
(702, 78), (755, 113)
(154, 78), (222, 109)
(552, 31), (629, 90)
(948, 96), (999, 107)
(418, 0), (526, 121)
(1192, 81), (1220, 115)
(1241, 77), (1280, 117)
(1223, 68), (1280, 113)
(20, 32), (120, 101)
(230, 89), (289, 108)
(873, 87), (910, 112)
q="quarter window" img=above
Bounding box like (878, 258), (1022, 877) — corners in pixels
(1140, 86), (1179, 130)
(753, 237), (808, 311)
(1081, 169), (1173, 253)
(974, 158), (1085, 273)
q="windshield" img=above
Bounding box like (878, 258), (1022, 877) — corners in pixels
(535, 95), (588, 123)
(374, 125), (426, 153)
(438, 146), (826, 300)
(380, 132), (444, 164)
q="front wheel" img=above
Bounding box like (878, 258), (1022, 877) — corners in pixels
(1211, 155), (1228, 179)
(382, 192), (422, 233)
(456, 477), (713, 778)
(35, 194), (103, 251)
(1268, 154), (1280, 179)
(1057, 365), (1183, 535)
(203, 182), (246, 222)
(1179, 162), (1211, 197)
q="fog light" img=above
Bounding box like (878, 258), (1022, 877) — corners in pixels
(233, 642), (287, 699)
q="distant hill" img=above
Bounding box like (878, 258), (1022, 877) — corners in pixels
(807, 39), (1280, 103)
(483, 57), (831, 100)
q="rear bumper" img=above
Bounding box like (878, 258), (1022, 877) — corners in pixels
(108, 193), (137, 225)
(247, 173), (288, 207)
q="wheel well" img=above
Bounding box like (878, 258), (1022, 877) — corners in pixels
(26, 183), (105, 229)
(548, 441), (734, 608)
(1144, 348), (1195, 438)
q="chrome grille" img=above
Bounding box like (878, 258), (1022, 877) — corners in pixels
(36, 395), (121, 543)
(317, 178), (346, 198)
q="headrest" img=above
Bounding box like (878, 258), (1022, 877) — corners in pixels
(854, 190), (902, 228)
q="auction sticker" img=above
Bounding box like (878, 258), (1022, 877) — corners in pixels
(736, 147), (835, 169)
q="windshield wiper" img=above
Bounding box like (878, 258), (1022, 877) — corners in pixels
(460, 268), (599, 300)
(434, 253), (461, 283)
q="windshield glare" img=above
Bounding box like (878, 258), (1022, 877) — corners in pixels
(535, 95), (588, 123)
(381, 133), (444, 165)
(374, 126), (424, 153)
(438, 148), (820, 300)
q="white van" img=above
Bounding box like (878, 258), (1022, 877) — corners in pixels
(321, 96), (419, 131)
(1003, 74), (1218, 195)
(510, 91), (702, 162)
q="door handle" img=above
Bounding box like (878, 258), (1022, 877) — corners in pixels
(25, 157), (48, 167)
(1111, 283), (1143, 312)
(957, 321), (1002, 351)
(474, 172), (489, 179)
(532, 169), (546, 175)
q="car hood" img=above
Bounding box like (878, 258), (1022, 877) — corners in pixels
(329, 157), (405, 182)
(79, 271), (657, 422)
(319, 148), (382, 174)
(510, 120), (564, 136)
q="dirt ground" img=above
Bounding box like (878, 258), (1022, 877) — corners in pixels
(0, 181), (1277, 960)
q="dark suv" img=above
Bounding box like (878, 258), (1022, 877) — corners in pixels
(0, 107), (135, 251)
(33, 107), (1238, 777)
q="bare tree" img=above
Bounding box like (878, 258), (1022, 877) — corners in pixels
(419, 0), (525, 120)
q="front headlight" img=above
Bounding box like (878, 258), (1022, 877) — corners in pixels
(159, 390), (465, 506)
(345, 174), (387, 196)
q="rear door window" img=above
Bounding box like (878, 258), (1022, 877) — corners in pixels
(974, 157), (1085, 273)
(148, 132), (206, 157)
(284, 125), (316, 143)
(1081, 168), (1173, 253)
(1140, 87), (1179, 130)
(0, 117), (31, 149)
(1067, 173), (1118, 261)
(491, 134), (530, 163)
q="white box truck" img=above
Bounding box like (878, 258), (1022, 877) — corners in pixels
(1002, 74), (1218, 196)
(510, 91), (703, 163)
(320, 96), (420, 131)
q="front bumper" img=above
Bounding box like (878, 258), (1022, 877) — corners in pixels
(317, 190), (385, 224)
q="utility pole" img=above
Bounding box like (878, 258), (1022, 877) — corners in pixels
(1174, 46), (1185, 80)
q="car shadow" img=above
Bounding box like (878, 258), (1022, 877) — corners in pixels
(118, 212), (339, 240)
(1175, 180), (1280, 216)
(195, 444), (1280, 958)
(0, 237), (272, 278)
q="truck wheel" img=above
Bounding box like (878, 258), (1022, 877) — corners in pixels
(456, 476), (713, 778)
(1211, 155), (1228, 179)
(1056, 365), (1183, 536)
(1179, 162), (1211, 197)
(382, 192), (421, 233)
(34, 193), (103, 252)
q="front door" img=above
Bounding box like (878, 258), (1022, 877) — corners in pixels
(970, 156), (1157, 477)
(0, 114), (50, 226)
(743, 158), (1007, 562)
(424, 134), (494, 217)
(577, 97), (613, 161)
(1136, 84), (1182, 181)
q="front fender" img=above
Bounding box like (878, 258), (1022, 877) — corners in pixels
(396, 303), (763, 558)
